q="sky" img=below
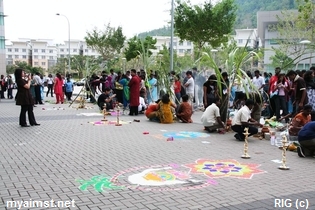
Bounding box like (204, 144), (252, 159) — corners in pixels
(4, 0), (206, 43)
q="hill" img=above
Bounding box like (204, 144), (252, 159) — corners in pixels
(138, 0), (297, 38)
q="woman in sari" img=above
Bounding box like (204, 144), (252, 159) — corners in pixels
(119, 74), (130, 110)
(157, 94), (176, 124)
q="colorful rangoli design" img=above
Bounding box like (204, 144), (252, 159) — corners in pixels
(162, 131), (210, 139)
(76, 159), (265, 193)
(184, 159), (265, 179)
(88, 121), (129, 125)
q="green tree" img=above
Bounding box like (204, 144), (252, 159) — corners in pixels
(174, 0), (237, 58)
(124, 36), (157, 61)
(85, 23), (126, 61)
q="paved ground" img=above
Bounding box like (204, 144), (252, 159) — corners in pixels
(0, 90), (314, 210)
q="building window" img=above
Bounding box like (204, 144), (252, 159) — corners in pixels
(49, 56), (53, 60)
(42, 49), (45, 53)
(269, 39), (279, 45)
(8, 48), (12, 52)
(42, 56), (46, 59)
(34, 55), (38, 59)
(248, 39), (251, 44)
(84, 49), (88, 53)
(179, 42), (183, 46)
(41, 62), (46, 66)
(22, 49), (27, 52)
(60, 49), (64, 52)
(15, 48), (19, 52)
(60, 55), (65, 58)
(8, 61), (13, 65)
(179, 49), (184, 53)
(34, 49), (38, 52)
(49, 50), (53, 53)
(34, 62), (39, 65)
(187, 41), (191, 46)
(22, 55), (27, 59)
(15, 55), (19, 58)
(238, 39), (243, 44)
(0, 12), (4, 26)
(187, 49), (192, 53)
(173, 42), (177, 46)
(73, 49), (77, 52)
(8, 55), (12, 58)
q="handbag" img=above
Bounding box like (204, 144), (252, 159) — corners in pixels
(270, 90), (278, 98)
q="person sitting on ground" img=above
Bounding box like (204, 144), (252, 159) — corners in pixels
(157, 94), (177, 124)
(297, 121), (315, 158)
(138, 95), (147, 114)
(288, 104), (312, 141)
(145, 99), (160, 122)
(233, 92), (246, 110)
(231, 99), (263, 141)
(176, 94), (193, 123)
(201, 97), (225, 133)
(97, 87), (116, 111)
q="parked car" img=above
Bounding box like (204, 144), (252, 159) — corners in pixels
(76, 78), (86, 86)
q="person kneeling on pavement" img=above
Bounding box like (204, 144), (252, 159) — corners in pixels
(288, 104), (312, 141)
(231, 99), (263, 141)
(297, 121), (315, 158)
(97, 87), (116, 111)
(201, 97), (225, 133)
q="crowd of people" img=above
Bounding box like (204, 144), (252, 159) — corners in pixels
(7, 65), (315, 158)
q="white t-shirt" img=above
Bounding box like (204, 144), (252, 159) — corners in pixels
(232, 105), (251, 126)
(138, 97), (147, 111)
(252, 76), (265, 92)
(185, 77), (195, 94)
(46, 77), (53, 85)
(201, 103), (220, 126)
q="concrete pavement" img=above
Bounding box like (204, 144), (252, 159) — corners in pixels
(0, 93), (314, 210)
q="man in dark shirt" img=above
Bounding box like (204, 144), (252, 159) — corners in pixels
(297, 121), (315, 158)
(287, 70), (308, 114)
(97, 87), (115, 111)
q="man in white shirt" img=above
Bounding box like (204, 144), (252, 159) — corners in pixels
(231, 99), (263, 141)
(138, 96), (147, 113)
(252, 70), (265, 93)
(33, 72), (43, 104)
(201, 97), (225, 133)
(184, 70), (195, 109)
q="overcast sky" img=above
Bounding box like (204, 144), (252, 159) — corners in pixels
(4, 0), (206, 43)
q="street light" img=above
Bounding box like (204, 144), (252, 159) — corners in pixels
(170, 0), (175, 72)
(122, 58), (126, 74)
(56, 13), (71, 76)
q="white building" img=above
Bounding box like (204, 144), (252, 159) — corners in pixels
(232, 28), (259, 49)
(257, 10), (313, 72)
(5, 39), (101, 75)
(151, 36), (194, 56)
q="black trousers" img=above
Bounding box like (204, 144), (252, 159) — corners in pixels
(65, 91), (73, 101)
(129, 106), (138, 116)
(46, 84), (53, 97)
(20, 105), (37, 126)
(269, 96), (277, 118)
(34, 85), (42, 104)
(231, 124), (258, 141)
(274, 95), (288, 120)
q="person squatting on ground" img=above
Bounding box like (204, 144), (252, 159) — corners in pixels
(201, 97), (225, 133)
(176, 94), (193, 123)
(231, 99), (263, 141)
(14, 68), (40, 127)
(297, 121), (315, 158)
(157, 94), (176, 124)
(97, 87), (115, 111)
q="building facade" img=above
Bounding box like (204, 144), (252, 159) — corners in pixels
(5, 39), (101, 75)
(257, 10), (313, 72)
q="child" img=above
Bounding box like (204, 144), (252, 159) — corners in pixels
(176, 95), (193, 123)
(65, 77), (74, 101)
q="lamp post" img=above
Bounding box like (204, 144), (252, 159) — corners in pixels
(170, 0), (175, 72)
(211, 49), (218, 64)
(56, 13), (71, 76)
(122, 58), (126, 74)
